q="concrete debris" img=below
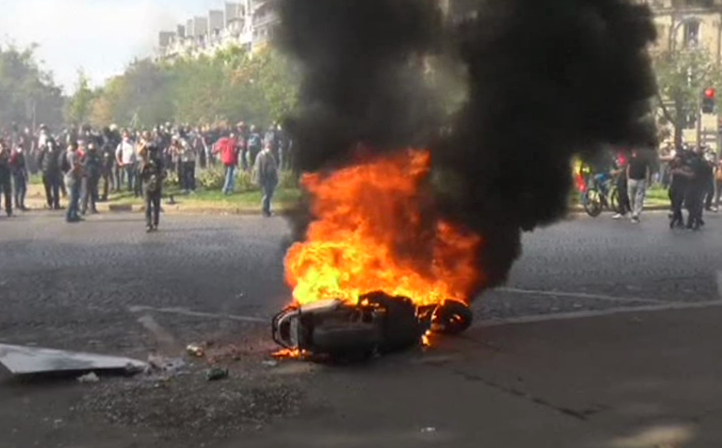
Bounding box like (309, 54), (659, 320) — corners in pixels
(77, 372), (100, 383)
(0, 344), (147, 376)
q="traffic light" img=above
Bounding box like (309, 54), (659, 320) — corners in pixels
(702, 87), (716, 114)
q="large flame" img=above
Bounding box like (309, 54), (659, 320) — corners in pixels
(285, 148), (484, 308)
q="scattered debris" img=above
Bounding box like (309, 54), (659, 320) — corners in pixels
(146, 355), (185, 374)
(186, 344), (205, 358)
(206, 368), (229, 382)
(261, 360), (278, 368)
(0, 344), (147, 376)
(421, 427), (437, 433)
(77, 372), (100, 383)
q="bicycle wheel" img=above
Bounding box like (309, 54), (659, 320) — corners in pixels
(583, 189), (603, 217)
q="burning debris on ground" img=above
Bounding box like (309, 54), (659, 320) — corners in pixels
(272, 0), (658, 360)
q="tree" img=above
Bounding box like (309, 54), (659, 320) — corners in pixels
(65, 69), (94, 125)
(0, 44), (64, 129)
(653, 46), (722, 148)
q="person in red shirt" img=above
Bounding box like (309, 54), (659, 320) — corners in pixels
(214, 133), (239, 195)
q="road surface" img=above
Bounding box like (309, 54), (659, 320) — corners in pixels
(0, 211), (720, 448)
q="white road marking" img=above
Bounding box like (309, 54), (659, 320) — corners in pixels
(129, 305), (267, 324)
(478, 299), (722, 327)
(495, 287), (667, 304)
(137, 315), (178, 349)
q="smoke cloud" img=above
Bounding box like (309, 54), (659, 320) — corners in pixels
(278, 0), (657, 294)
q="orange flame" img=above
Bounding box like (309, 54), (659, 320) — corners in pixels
(285, 148), (484, 308)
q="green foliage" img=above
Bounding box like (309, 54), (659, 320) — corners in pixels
(65, 70), (94, 125)
(198, 166), (226, 190)
(89, 46), (299, 129)
(0, 44), (64, 127)
(652, 46), (722, 145)
(197, 167), (298, 192)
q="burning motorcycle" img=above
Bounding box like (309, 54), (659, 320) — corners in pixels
(271, 291), (473, 360)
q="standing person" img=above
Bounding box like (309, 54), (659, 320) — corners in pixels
(667, 149), (693, 229)
(237, 122), (249, 171)
(247, 125), (263, 170)
(253, 142), (279, 217)
(37, 137), (62, 209)
(62, 142), (84, 223)
(0, 140), (12, 217)
(139, 138), (165, 232)
(611, 149), (631, 219)
(99, 129), (116, 201)
(703, 152), (717, 212)
(116, 131), (136, 194)
(714, 158), (722, 211)
(81, 142), (101, 215)
(686, 145), (713, 230)
(10, 140), (29, 211)
(179, 135), (197, 194)
(626, 148), (650, 224)
(215, 133), (239, 195)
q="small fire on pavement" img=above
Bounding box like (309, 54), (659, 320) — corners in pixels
(272, 148), (483, 360)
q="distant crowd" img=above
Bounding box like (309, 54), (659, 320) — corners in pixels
(0, 122), (290, 228)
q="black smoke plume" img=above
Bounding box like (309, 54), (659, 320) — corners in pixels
(277, 0), (657, 294)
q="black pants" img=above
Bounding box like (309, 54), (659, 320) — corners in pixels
(617, 175), (630, 214)
(100, 168), (113, 200)
(145, 189), (161, 228)
(42, 172), (61, 208)
(181, 161), (196, 191)
(703, 176), (717, 210)
(81, 175), (100, 213)
(0, 172), (11, 215)
(685, 185), (705, 228)
(670, 183), (686, 226)
(715, 179), (722, 208)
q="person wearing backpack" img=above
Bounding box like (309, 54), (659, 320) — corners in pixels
(62, 142), (84, 223)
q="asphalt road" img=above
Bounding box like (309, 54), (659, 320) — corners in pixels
(0, 210), (721, 448)
(1, 210), (719, 347)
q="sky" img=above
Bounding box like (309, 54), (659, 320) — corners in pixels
(0, 0), (223, 94)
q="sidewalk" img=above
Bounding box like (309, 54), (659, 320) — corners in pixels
(240, 306), (722, 448)
(22, 184), (672, 216)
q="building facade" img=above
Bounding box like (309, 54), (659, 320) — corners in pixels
(157, 1), (279, 61)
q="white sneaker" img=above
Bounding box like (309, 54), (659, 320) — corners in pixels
(612, 213), (624, 220)
(631, 216), (640, 224)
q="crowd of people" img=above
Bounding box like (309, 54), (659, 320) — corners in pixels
(0, 121), (290, 229)
(579, 143), (722, 230)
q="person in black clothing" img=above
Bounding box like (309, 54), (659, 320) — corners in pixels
(81, 141), (101, 215)
(686, 145), (713, 230)
(666, 149), (693, 229)
(37, 137), (62, 209)
(139, 138), (165, 232)
(703, 153), (718, 212)
(0, 140), (12, 217)
(10, 140), (29, 211)
(99, 129), (116, 201)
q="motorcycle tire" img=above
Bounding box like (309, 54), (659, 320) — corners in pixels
(431, 301), (473, 335)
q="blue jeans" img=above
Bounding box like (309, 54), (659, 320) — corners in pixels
(124, 165), (135, 192)
(223, 165), (236, 194)
(65, 178), (81, 222)
(262, 180), (276, 216)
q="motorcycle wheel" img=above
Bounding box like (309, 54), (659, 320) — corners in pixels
(431, 301), (473, 335)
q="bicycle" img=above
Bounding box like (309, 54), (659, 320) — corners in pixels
(580, 172), (624, 217)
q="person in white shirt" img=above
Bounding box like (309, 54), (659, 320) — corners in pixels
(115, 131), (137, 193)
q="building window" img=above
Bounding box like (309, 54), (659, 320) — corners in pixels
(683, 20), (700, 47)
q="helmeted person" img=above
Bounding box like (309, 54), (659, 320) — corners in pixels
(0, 139), (13, 217)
